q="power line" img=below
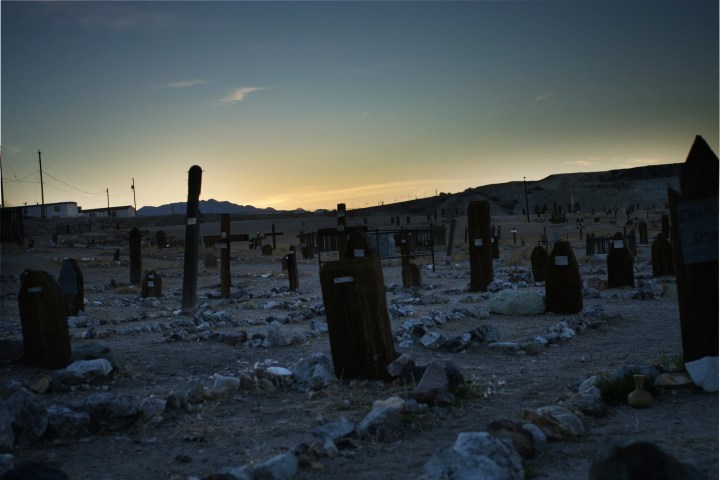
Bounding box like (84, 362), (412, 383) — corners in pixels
(42, 170), (106, 196)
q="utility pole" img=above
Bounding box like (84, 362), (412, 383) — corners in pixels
(131, 178), (137, 215)
(38, 150), (46, 218)
(0, 146), (4, 208)
(106, 188), (110, 218)
(523, 176), (530, 223)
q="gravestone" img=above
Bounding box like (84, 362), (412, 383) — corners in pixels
(113, 249), (120, 262)
(204, 252), (217, 269)
(319, 231), (395, 380)
(445, 218), (457, 258)
(141, 270), (162, 298)
(58, 258), (84, 316)
(285, 246), (299, 291)
(491, 236), (499, 259)
(668, 135), (718, 372)
(638, 221), (648, 244)
(400, 232), (422, 288)
(182, 165), (202, 310)
(607, 233), (634, 288)
(467, 201), (493, 292)
(156, 230), (168, 249)
(18, 269), (71, 369)
(530, 246), (549, 282)
(261, 244), (274, 256)
(651, 233), (674, 276)
(129, 227), (141, 285)
(545, 240), (583, 314)
(337, 204), (348, 259)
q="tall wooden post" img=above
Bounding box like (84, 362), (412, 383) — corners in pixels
(58, 258), (84, 316)
(220, 213), (231, 298)
(545, 240), (583, 314)
(445, 218), (456, 258)
(668, 135), (718, 364)
(467, 201), (493, 292)
(18, 269), (71, 369)
(182, 165), (202, 310)
(607, 232), (634, 288)
(400, 231), (421, 288)
(337, 203), (347, 260)
(287, 245), (299, 291)
(320, 232), (395, 380)
(129, 227), (141, 285)
(530, 245), (549, 282)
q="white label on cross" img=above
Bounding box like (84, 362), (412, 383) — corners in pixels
(147, 282), (154, 287)
(613, 240), (624, 248)
(187, 217), (197, 225)
(220, 232), (227, 239)
(555, 256), (569, 266)
(334, 276), (353, 284)
(474, 239), (483, 246)
(337, 225), (345, 231)
(220, 244), (228, 249)
(354, 249), (365, 257)
(27, 287), (43, 293)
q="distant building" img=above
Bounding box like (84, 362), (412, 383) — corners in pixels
(80, 205), (136, 218)
(21, 202), (79, 218)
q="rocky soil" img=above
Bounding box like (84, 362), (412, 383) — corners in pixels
(0, 213), (717, 479)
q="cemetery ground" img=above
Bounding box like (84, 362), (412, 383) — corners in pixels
(0, 213), (717, 480)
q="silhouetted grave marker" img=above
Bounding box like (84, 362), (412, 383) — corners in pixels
(638, 221), (648, 244)
(491, 236), (499, 259)
(18, 269), (71, 369)
(651, 233), (674, 276)
(607, 232), (634, 288)
(661, 214), (670, 238)
(113, 249), (120, 262)
(204, 252), (217, 269)
(203, 214), (250, 298)
(467, 201), (493, 292)
(445, 218), (456, 259)
(182, 165), (202, 310)
(319, 231), (395, 380)
(261, 244), (273, 256)
(141, 270), (162, 298)
(530, 245), (549, 282)
(545, 240), (583, 314)
(511, 228), (517, 244)
(399, 231), (422, 288)
(58, 258), (84, 316)
(668, 135), (718, 378)
(337, 203), (348, 259)
(263, 224), (284, 251)
(156, 230), (168, 249)
(285, 245), (299, 291)
(129, 227), (141, 285)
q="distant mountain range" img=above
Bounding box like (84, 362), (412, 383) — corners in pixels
(137, 163), (684, 217)
(137, 199), (307, 216)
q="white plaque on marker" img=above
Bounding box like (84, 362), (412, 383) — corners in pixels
(613, 240), (624, 248)
(220, 232), (227, 239)
(148, 275), (154, 279)
(220, 244), (228, 249)
(334, 276), (353, 284)
(474, 239), (483, 247)
(337, 211), (345, 217)
(147, 282), (154, 287)
(337, 225), (345, 232)
(187, 217), (197, 225)
(676, 198), (719, 264)
(27, 287), (43, 293)
(555, 256), (569, 266)
(353, 249), (365, 257)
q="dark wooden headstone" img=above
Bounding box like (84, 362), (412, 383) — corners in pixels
(320, 232), (395, 380)
(530, 245), (549, 282)
(204, 252), (218, 269)
(18, 269), (71, 369)
(261, 244), (274, 256)
(607, 232), (634, 288)
(467, 201), (493, 292)
(58, 258), (84, 316)
(113, 249), (120, 262)
(182, 165), (202, 310)
(400, 232), (422, 288)
(141, 270), (162, 298)
(286, 245), (299, 291)
(129, 227), (141, 285)
(445, 218), (456, 258)
(337, 203), (347, 260)
(668, 135), (719, 363)
(491, 236), (499, 259)
(661, 214), (670, 239)
(651, 233), (674, 276)
(638, 221), (648, 244)
(545, 240), (583, 314)
(156, 230), (168, 249)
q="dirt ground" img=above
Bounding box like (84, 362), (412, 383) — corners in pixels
(0, 212), (717, 479)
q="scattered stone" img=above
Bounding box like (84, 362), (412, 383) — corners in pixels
(685, 357), (718, 393)
(0, 405), (14, 451)
(416, 363), (453, 405)
(419, 431), (524, 480)
(84, 393), (144, 430)
(486, 419), (536, 459)
(521, 423), (547, 450)
(468, 324), (501, 343)
(311, 417), (356, 443)
(46, 404), (91, 438)
(219, 452), (298, 480)
(520, 405), (586, 441)
(62, 359), (114, 384)
(7, 389), (48, 445)
(486, 289), (545, 315)
(387, 353), (415, 378)
(141, 397), (166, 422)
(654, 372), (695, 391)
(0, 453), (13, 476)
(290, 353), (336, 390)
(610, 364), (659, 381)
(28, 375), (52, 394)
(356, 396), (405, 442)
(267, 320), (293, 347)
(419, 332), (448, 350)
(589, 441), (705, 480)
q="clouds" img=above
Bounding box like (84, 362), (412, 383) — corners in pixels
(219, 87), (269, 104)
(533, 90), (555, 103)
(167, 79), (207, 88)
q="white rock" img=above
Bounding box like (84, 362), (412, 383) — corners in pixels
(685, 356), (718, 392)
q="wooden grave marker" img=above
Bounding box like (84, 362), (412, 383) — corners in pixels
(262, 224), (284, 251)
(58, 258), (84, 316)
(399, 231), (422, 288)
(607, 232), (634, 288)
(530, 245), (549, 282)
(319, 231), (395, 380)
(203, 214), (250, 299)
(467, 201), (493, 292)
(142, 270), (162, 298)
(668, 135), (719, 368)
(651, 233), (674, 276)
(545, 240), (583, 314)
(285, 245), (299, 291)
(638, 220), (648, 244)
(129, 227), (142, 285)
(156, 230), (168, 249)
(18, 269), (71, 369)
(182, 165), (202, 310)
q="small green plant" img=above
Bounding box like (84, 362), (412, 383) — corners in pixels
(656, 353), (685, 373)
(597, 374), (656, 405)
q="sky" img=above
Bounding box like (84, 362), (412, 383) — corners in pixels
(1, 1), (718, 212)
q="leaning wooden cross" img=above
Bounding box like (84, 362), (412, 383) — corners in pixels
(203, 213), (250, 298)
(262, 224), (284, 251)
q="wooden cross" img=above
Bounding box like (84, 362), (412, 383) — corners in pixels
(203, 214), (249, 298)
(262, 224), (284, 250)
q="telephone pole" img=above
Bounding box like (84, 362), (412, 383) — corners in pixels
(131, 178), (137, 214)
(0, 146), (4, 208)
(106, 188), (110, 217)
(38, 150), (46, 218)
(523, 176), (530, 223)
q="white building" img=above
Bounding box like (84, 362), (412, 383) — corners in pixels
(21, 202), (79, 218)
(80, 205), (136, 218)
